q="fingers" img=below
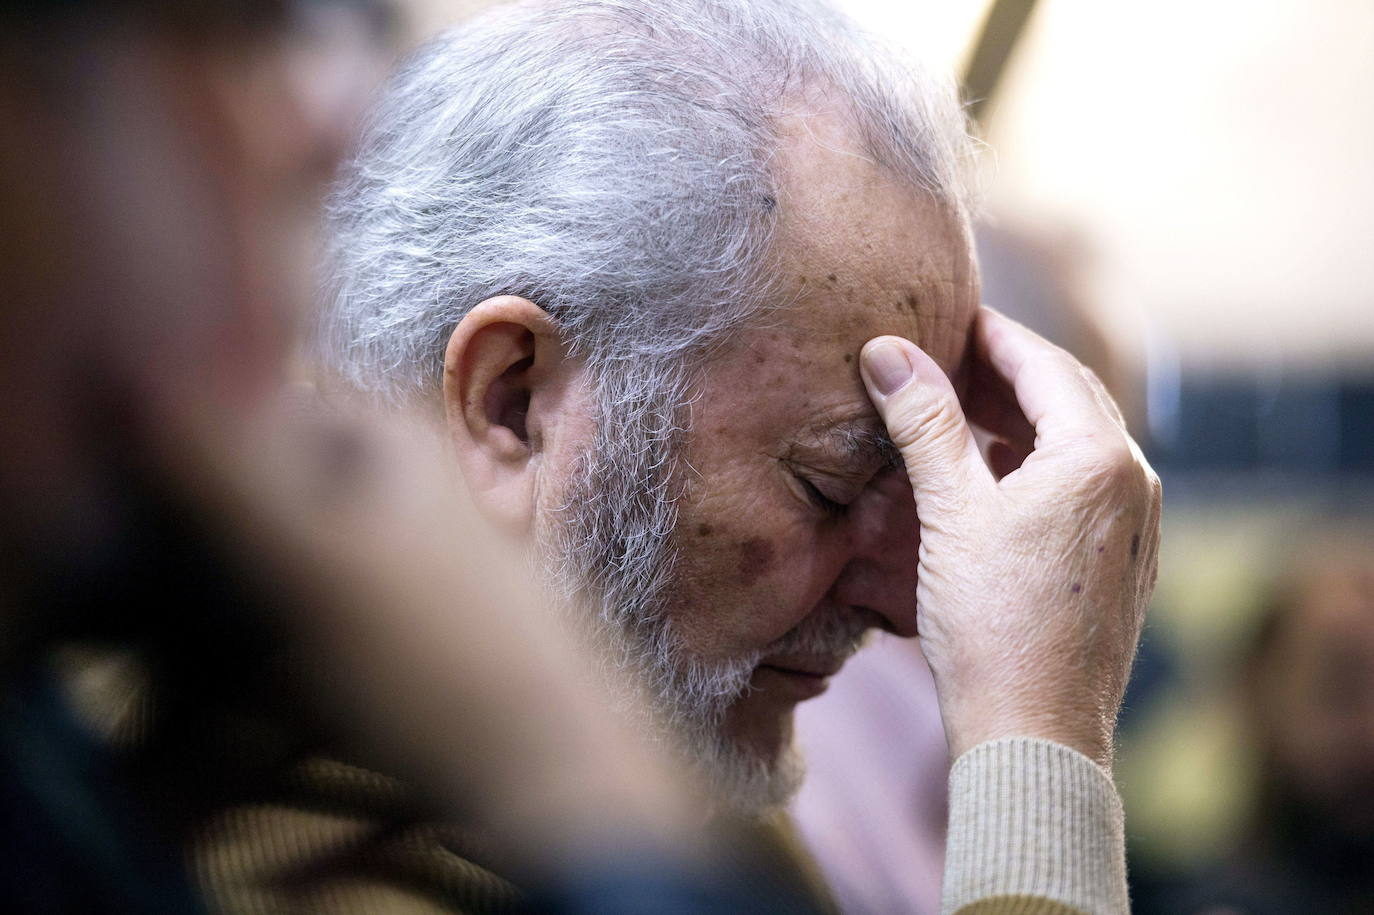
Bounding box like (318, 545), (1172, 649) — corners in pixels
(975, 306), (1124, 445)
(860, 336), (992, 510)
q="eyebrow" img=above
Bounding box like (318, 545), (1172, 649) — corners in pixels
(812, 418), (904, 473)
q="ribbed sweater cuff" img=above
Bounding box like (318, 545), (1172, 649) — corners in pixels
(941, 738), (1128, 915)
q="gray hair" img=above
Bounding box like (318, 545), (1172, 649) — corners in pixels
(317, 0), (972, 661)
(318, 0), (972, 406)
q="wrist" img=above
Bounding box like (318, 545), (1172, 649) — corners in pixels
(945, 708), (1115, 773)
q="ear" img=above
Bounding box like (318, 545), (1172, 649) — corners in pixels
(443, 296), (579, 535)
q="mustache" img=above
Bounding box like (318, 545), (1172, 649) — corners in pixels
(760, 609), (873, 665)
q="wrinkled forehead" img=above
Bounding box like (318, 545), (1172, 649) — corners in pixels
(682, 111), (976, 460)
(762, 110), (977, 371)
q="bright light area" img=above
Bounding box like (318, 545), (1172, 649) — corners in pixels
(399, 0), (1374, 371)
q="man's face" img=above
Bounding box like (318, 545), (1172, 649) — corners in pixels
(545, 111), (978, 812)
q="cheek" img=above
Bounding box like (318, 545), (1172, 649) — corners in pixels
(670, 508), (840, 656)
(736, 535), (778, 579)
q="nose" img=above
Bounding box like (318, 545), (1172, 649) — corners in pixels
(829, 468), (921, 638)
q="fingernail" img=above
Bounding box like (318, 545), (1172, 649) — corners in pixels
(863, 341), (913, 396)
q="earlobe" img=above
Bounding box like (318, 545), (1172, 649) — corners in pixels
(443, 296), (567, 533)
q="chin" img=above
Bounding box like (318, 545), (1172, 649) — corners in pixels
(694, 715), (807, 819)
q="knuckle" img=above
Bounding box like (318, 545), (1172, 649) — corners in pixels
(1078, 364), (1107, 391)
(1145, 467), (1163, 509)
(887, 390), (964, 451)
(1081, 366), (1127, 422)
(1075, 437), (1136, 486)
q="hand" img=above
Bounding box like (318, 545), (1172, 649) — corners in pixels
(860, 306), (1160, 770)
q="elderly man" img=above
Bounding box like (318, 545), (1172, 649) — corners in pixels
(322, 0), (1159, 911)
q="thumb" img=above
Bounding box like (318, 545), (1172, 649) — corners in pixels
(860, 337), (990, 508)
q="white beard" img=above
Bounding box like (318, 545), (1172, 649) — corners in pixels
(537, 427), (868, 817)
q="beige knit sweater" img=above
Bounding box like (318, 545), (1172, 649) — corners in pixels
(942, 738), (1130, 914)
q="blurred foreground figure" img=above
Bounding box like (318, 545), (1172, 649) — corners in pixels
(0, 2), (812, 912)
(322, 1), (1162, 911)
(1159, 531), (1374, 914)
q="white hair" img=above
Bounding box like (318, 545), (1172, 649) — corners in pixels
(319, 0), (971, 406)
(318, 0), (972, 812)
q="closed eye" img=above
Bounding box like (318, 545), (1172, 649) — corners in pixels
(798, 475), (849, 519)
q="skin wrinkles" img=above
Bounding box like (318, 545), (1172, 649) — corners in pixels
(659, 106), (979, 763)
(796, 415), (904, 474)
(779, 416), (903, 520)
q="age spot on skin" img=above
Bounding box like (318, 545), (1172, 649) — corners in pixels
(1130, 534), (1141, 559)
(1071, 582), (1082, 594)
(826, 273), (838, 284)
(697, 523), (714, 537)
(843, 353), (853, 364)
(737, 537), (776, 580)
